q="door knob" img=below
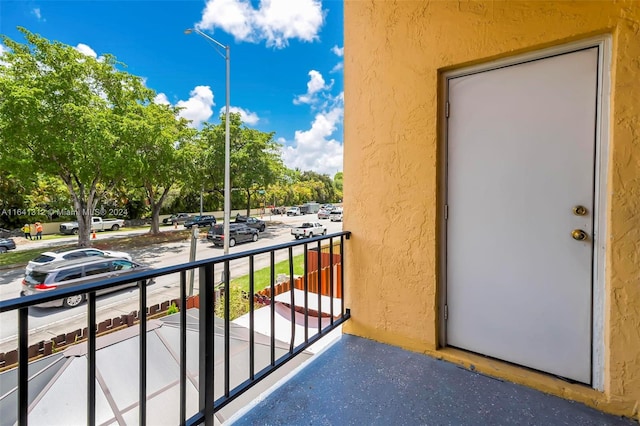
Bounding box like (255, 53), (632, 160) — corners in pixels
(571, 229), (588, 241)
(573, 206), (587, 216)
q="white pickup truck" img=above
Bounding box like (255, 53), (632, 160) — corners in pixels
(286, 206), (303, 216)
(291, 222), (327, 239)
(59, 217), (125, 235)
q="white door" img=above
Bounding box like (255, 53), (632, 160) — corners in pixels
(446, 48), (598, 384)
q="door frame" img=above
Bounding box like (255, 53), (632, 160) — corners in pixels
(438, 36), (611, 390)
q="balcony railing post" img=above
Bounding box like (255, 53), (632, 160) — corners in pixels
(317, 240), (322, 332)
(288, 246), (295, 353)
(304, 243), (309, 343)
(139, 279), (148, 426)
(198, 265), (215, 426)
(340, 235), (345, 317)
(224, 260), (230, 397)
(18, 307), (28, 426)
(88, 292), (97, 426)
(249, 255), (255, 380)
(270, 251), (275, 366)
(329, 238), (334, 324)
(179, 270), (187, 425)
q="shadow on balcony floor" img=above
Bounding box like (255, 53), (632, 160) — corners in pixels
(233, 334), (635, 426)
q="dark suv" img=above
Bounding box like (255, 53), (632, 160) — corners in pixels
(207, 223), (259, 247)
(184, 215), (217, 229)
(0, 238), (16, 254)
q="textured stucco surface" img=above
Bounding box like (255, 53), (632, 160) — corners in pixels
(343, 0), (639, 419)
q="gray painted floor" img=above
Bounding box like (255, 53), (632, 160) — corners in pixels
(233, 334), (637, 426)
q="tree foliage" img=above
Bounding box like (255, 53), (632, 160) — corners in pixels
(121, 102), (195, 233)
(198, 113), (284, 215)
(0, 28), (153, 245)
(0, 28), (345, 236)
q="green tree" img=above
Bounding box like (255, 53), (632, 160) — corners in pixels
(299, 170), (336, 203)
(0, 172), (32, 228)
(0, 28), (154, 246)
(198, 113), (284, 216)
(333, 171), (343, 202)
(123, 102), (195, 233)
(24, 175), (74, 220)
(333, 172), (343, 190)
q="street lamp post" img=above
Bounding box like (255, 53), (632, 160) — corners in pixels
(185, 28), (231, 255)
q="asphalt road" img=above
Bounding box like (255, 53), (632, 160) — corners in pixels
(0, 215), (344, 353)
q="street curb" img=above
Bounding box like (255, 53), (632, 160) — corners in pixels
(0, 263), (26, 271)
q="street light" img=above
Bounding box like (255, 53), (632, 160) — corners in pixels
(185, 27), (231, 255)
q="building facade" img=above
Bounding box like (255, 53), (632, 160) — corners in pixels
(343, 1), (640, 419)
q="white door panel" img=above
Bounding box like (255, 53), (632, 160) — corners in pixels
(446, 48), (598, 383)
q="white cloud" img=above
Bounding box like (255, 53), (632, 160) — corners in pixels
(219, 106), (260, 125)
(281, 101), (344, 175)
(75, 43), (97, 58)
(154, 93), (170, 105)
(196, 0), (325, 49)
(331, 45), (343, 57)
(294, 70), (333, 105)
(330, 62), (343, 74)
(176, 86), (215, 128)
(32, 8), (45, 21)
(306, 70), (327, 94)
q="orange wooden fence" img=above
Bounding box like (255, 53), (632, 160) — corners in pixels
(258, 263), (342, 299)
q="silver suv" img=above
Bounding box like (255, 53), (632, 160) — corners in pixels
(26, 247), (132, 274)
(21, 257), (153, 308)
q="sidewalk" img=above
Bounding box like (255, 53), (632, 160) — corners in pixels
(10, 226), (181, 252)
(10, 214), (296, 253)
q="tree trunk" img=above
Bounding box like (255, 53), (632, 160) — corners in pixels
(77, 207), (92, 247)
(150, 204), (161, 234)
(147, 184), (171, 235)
(246, 189), (251, 216)
(66, 183), (97, 248)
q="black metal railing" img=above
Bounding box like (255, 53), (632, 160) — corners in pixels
(0, 231), (351, 425)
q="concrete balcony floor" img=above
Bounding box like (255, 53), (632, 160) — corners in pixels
(234, 335), (636, 426)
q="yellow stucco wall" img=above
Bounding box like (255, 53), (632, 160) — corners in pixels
(343, 0), (639, 419)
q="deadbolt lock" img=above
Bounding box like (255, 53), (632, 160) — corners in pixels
(571, 229), (588, 241)
(573, 206), (587, 216)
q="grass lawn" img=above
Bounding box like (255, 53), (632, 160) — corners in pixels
(0, 246), (77, 267)
(230, 253), (304, 293)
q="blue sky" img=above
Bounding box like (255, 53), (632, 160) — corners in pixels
(0, 0), (344, 176)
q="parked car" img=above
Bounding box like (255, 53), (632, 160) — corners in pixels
(0, 238), (16, 254)
(184, 215), (217, 229)
(234, 215), (266, 232)
(317, 208), (333, 220)
(207, 223), (259, 247)
(270, 206), (287, 215)
(21, 257), (154, 308)
(286, 207), (303, 216)
(291, 222), (327, 239)
(330, 208), (343, 222)
(26, 247), (132, 274)
(59, 217), (125, 235)
(163, 213), (192, 225)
